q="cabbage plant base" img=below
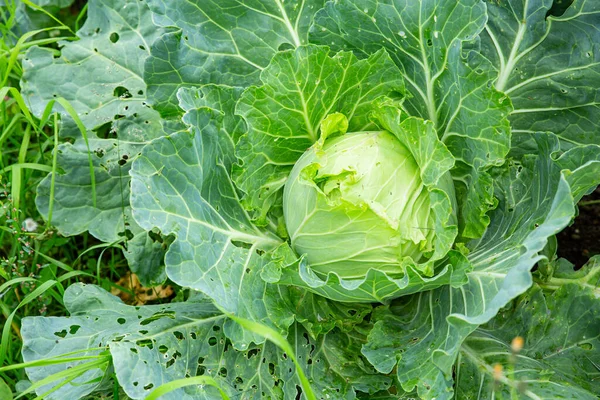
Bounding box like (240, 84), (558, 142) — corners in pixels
(16, 0), (600, 399)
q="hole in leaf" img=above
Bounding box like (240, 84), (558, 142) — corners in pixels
(140, 311), (176, 325)
(578, 342), (593, 350)
(144, 383), (154, 390)
(54, 329), (67, 338)
(231, 240), (252, 249)
(117, 229), (134, 241)
(208, 337), (217, 346)
(113, 86), (132, 98)
(117, 318), (126, 325)
(295, 385), (303, 400)
(69, 325), (81, 334)
(94, 121), (115, 139)
(278, 42), (295, 52)
(109, 32), (119, 43)
(546, 0), (574, 19)
(136, 339), (154, 349)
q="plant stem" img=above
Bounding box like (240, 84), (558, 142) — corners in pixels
(579, 199), (600, 207)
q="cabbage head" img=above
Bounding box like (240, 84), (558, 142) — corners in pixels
(284, 126), (457, 280)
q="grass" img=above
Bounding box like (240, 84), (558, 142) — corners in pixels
(0, 2), (133, 396)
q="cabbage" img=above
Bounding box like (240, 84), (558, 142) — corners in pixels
(284, 130), (456, 278)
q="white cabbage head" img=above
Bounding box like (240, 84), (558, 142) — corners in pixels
(283, 130), (457, 279)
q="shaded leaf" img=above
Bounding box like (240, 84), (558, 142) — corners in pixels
(21, 0), (165, 129)
(457, 275), (600, 398)
(480, 0), (600, 150)
(144, 0), (326, 115)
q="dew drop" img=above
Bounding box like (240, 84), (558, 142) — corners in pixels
(398, 31), (407, 38)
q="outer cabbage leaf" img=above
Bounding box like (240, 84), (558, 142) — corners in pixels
(7, 0), (74, 47)
(33, 110), (169, 286)
(21, 283), (225, 399)
(21, 284), (390, 399)
(21, 0), (165, 130)
(235, 44), (404, 223)
(554, 144), (600, 203)
(23, 0), (172, 281)
(539, 254), (600, 294)
(144, 0), (325, 115)
(311, 0), (513, 239)
(480, 0), (600, 150)
(456, 259), (600, 398)
(35, 110), (164, 243)
(122, 228), (171, 286)
(361, 134), (576, 399)
(130, 85), (297, 347)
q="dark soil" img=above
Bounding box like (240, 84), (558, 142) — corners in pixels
(556, 186), (600, 268)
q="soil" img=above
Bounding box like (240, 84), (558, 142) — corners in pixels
(556, 186), (600, 268)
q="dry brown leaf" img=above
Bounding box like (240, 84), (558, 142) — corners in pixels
(110, 272), (173, 305)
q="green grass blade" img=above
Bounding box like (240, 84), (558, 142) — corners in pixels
(0, 163), (54, 174)
(146, 376), (230, 400)
(0, 280), (57, 366)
